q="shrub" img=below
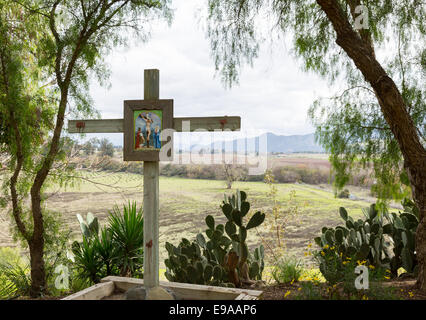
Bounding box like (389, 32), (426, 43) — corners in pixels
(271, 256), (304, 284)
(99, 138), (114, 157)
(72, 202), (144, 283)
(294, 277), (323, 300)
(71, 227), (119, 285)
(101, 158), (125, 172)
(94, 228), (117, 276)
(337, 189), (350, 198)
(222, 164), (246, 189)
(187, 164), (218, 179)
(161, 163), (188, 177)
(263, 171), (301, 258)
(272, 165), (330, 185)
(273, 167), (302, 183)
(72, 237), (104, 284)
(294, 265), (399, 300)
(245, 173), (264, 182)
(8, 210), (75, 297)
(108, 202), (144, 277)
(0, 248), (30, 299)
(125, 162), (144, 174)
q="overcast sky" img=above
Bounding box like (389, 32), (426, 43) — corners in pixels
(74, 0), (334, 147)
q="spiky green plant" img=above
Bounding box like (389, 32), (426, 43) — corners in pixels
(72, 237), (103, 284)
(0, 248), (31, 299)
(108, 202), (144, 277)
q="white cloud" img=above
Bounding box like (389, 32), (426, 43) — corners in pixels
(76, 0), (333, 146)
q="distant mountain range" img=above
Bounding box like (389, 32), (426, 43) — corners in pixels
(189, 132), (325, 154)
(97, 132), (325, 154)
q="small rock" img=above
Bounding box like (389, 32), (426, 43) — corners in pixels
(163, 288), (178, 300)
(125, 286), (146, 300)
(146, 286), (176, 300)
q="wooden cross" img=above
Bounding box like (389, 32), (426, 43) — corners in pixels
(69, 69), (240, 289)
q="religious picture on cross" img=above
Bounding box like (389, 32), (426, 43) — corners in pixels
(134, 109), (162, 150)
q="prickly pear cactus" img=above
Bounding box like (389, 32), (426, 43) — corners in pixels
(221, 190), (265, 285)
(314, 200), (418, 280)
(388, 199), (419, 275)
(164, 190), (266, 288)
(76, 212), (99, 239)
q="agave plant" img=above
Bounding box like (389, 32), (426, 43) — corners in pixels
(93, 228), (117, 276)
(72, 237), (103, 284)
(108, 202), (144, 277)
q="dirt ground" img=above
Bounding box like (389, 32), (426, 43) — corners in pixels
(0, 172), (386, 270)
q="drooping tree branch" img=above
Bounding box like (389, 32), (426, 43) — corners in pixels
(0, 47), (30, 241)
(316, 0), (424, 162)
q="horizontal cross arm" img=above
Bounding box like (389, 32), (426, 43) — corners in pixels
(68, 116), (240, 134)
(174, 116), (241, 132)
(68, 119), (123, 133)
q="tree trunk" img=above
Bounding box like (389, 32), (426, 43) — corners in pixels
(29, 238), (46, 297)
(26, 76), (71, 297)
(316, 0), (426, 290)
(409, 163), (426, 289)
(29, 179), (47, 297)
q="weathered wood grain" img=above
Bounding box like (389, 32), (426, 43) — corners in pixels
(173, 116), (241, 132)
(68, 116), (240, 133)
(61, 281), (114, 300)
(143, 161), (160, 289)
(100, 276), (263, 300)
(143, 69), (160, 290)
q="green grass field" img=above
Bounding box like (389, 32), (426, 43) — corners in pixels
(0, 171), (379, 268)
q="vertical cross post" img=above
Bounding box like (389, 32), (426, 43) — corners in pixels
(143, 69), (160, 289)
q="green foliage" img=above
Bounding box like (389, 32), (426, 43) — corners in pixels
(0, 248), (30, 299)
(99, 138), (115, 157)
(294, 278), (323, 300)
(82, 138), (97, 156)
(223, 163), (242, 189)
(0, 261), (31, 300)
(263, 170), (301, 257)
(72, 237), (104, 284)
(337, 189), (350, 199)
(164, 238), (235, 287)
(42, 212), (75, 296)
(7, 209), (75, 296)
(108, 202), (144, 277)
(271, 256), (304, 284)
(388, 198), (419, 276)
(205, 0), (425, 204)
(164, 190), (265, 287)
(94, 228), (117, 276)
(72, 202), (144, 283)
(294, 269), (400, 300)
(1, 0), (172, 296)
(314, 199), (418, 283)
